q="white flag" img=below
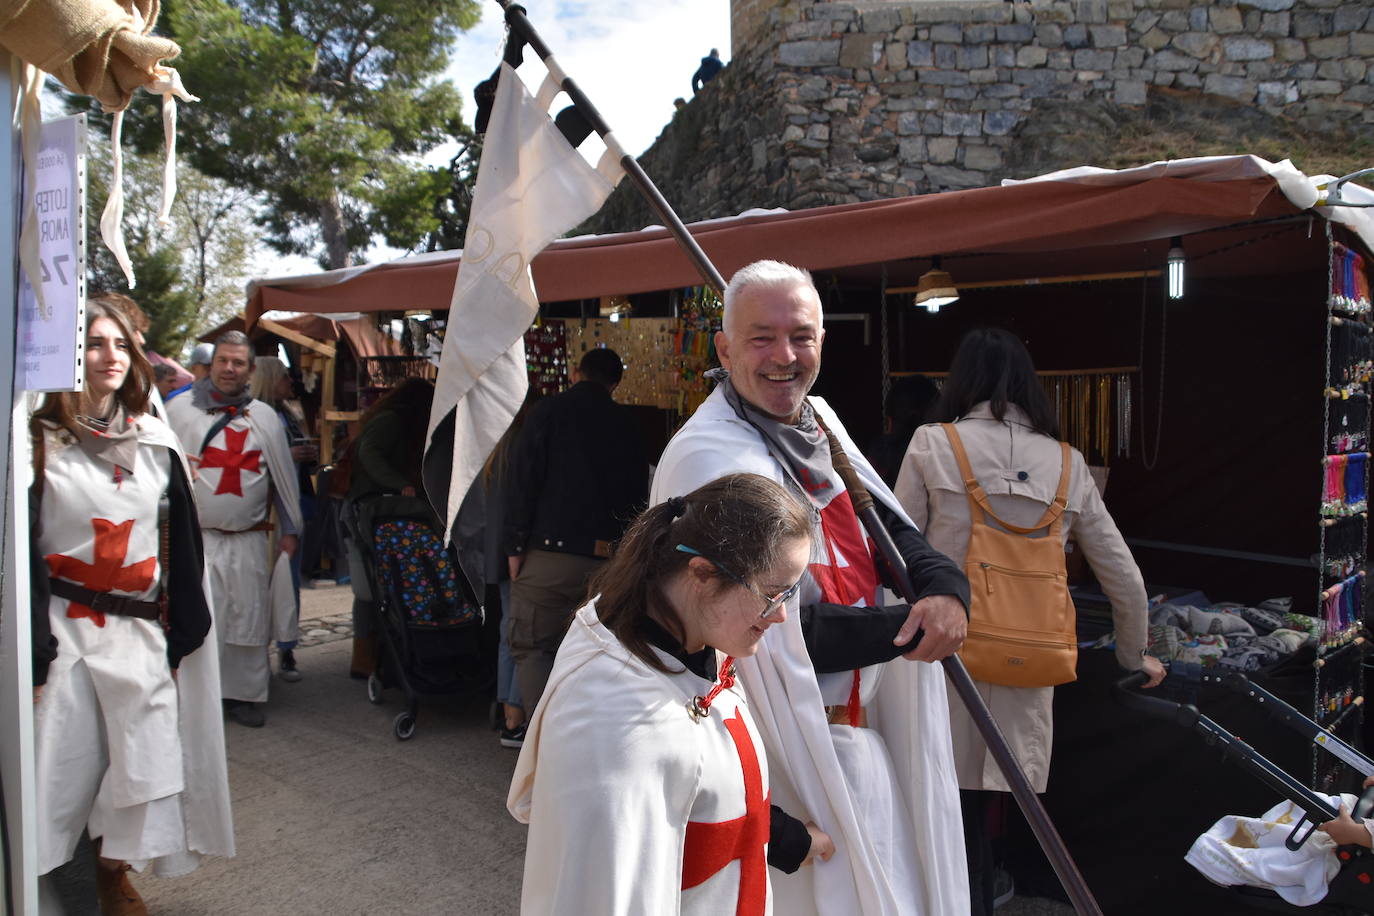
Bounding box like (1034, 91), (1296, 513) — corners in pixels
(425, 61), (622, 536)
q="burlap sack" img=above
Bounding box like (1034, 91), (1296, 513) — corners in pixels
(0, 0), (179, 111)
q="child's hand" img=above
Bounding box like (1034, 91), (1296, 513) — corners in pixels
(1320, 805), (1374, 848)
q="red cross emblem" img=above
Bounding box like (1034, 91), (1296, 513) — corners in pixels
(46, 518), (156, 627)
(682, 707), (769, 916)
(200, 426), (262, 496)
(808, 489), (880, 606)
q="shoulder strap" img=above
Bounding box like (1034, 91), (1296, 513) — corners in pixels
(941, 422), (1068, 535)
(198, 407), (241, 456)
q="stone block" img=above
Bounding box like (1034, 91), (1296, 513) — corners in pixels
(1334, 5), (1369, 31)
(958, 45), (990, 69)
(1244, 10), (1264, 32)
(970, 68), (1000, 83)
(1298, 78), (1344, 95)
(785, 20), (834, 41)
(1189, 7), (1208, 30)
(1150, 49), (1200, 70)
(1108, 0), (1135, 19)
(1258, 80), (1300, 105)
(920, 68), (973, 85)
(963, 144), (1003, 170)
(1036, 24), (1065, 46)
(886, 42), (907, 70)
(898, 136), (927, 161)
(1131, 11), (1161, 33)
(1204, 72), (1256, 101)
(930, 24), (963, 43)
(1288, 60), (1318, 77)
(796, 76), (831, 101)
(1115, 79), (1149, 104)
(1276, 38), (1307, 60)
(1140, 27), (1171, 51)
(1245, 60), (1276, 79)
(1118, 47), (1148, 67)
(809, 4), (856, 23)
(751, 139), (767, 173)
(927, 136), (959, 163)
(806, 124), (830, 142)
(1152, 72), (1177, 87)
(1307, 35), (1350, 58)
(943, 111), (983, 136)
(1090, 24), (1128, 47)
(935, 43), (958, 68)
(1354, 33), (1374, 56)
(840, 34), (884, 69)
(925, 164), (988, 189)
(944, 86), (978, 100)
(997, 23), (1035, 42)
(1316, 59), (1345, 79)
(1073, 48), (1117, 69)
(781, 124), (806, 143)
(1159, 11), (1189, 31)
(1223, 37), (1275, 60)
(1016, 45), (1050, 66)
(992, 45), (1016, 67)
(922, 112), (944, 133)
(861, 8), (902, 33)
(1260, 12), (1291, 36)
(779, 40), (842, 67)
(970, 5), (1015, 23)
(983, 83), (1024, 98)
(907, 41), (934, 67)
(1240, 0), (1294, 9)
(1344, 58), (1369, 81)
(824, 97), (851, 113)
(966, 24), (997, 43)
(1048, 49), (1074, 69)
(1292, 12), (1332, 38)
(1174, 31), (1220, 57)
(1343, 84), (1374, 103)
(1209, 7), (1244, 33)
(856, 140), (898, 162)
(1075, 0), (1109, 25)
(1032, 2), (1075, 25)
(1063, 24), (1090, 48)
(1174, 72), (1201, 88)
(983, 109), (1022, 134)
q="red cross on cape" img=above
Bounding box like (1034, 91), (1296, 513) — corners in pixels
(681, 707), (769, 916)
(46, 518), (156, 627)
(199, 426), (262, 496)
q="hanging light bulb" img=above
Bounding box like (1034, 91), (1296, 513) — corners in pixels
(914, 256), (960, 313)
(1166, 236), (1185, 300)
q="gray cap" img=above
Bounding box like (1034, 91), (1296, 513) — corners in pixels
(188, 342), (214, 366)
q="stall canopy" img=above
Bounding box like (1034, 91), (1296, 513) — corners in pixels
(245, 155), (1374, 324)
(199, 311), (399, 360)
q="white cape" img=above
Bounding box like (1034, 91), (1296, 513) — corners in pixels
(651, 387), (968, 915)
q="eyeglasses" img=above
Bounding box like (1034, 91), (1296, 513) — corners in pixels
(675, 544), (802, 620)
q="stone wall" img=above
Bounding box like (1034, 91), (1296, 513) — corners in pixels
(584, 0), (1374, 235)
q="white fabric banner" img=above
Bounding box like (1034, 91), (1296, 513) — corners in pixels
(426, 61), (621, 535)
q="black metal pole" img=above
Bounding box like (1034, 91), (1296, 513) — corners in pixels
(816, 414), (1104, 916)
(495, 0), (727, 294)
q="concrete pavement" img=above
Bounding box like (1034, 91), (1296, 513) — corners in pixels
(136, 583), (1073, 916)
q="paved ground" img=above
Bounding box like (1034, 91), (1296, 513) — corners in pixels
(136, 581), (1073, 916)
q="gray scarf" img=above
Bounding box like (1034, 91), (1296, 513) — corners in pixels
(708, 369), (840, 509)
(190, 376), (252, 412)
(74, 405), (141, 476)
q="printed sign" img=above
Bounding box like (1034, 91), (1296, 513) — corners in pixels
(19, 114), (86, 392)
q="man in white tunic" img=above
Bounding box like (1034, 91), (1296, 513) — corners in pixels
(652, 261), (972, 914)
(167, 331), (302, 727)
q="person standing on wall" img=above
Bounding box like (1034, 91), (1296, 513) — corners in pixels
(504, 347), (649, 714)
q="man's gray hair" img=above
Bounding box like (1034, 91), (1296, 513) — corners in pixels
(722, 260), (818, 333)
(213, 330), (255, 365)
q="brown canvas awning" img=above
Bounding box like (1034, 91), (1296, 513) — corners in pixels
(245, 156), (1371, 324)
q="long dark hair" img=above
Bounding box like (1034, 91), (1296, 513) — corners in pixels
(33, 296), (153, 436)
(590, 473), (813, 673)
(359, 377), (435, 484)
(930, 328), (1060, 439)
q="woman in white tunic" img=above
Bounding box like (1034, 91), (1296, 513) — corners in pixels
(509, 473), (832, 915)
(893, 328), (1165, 914)
(30, 297), (231, 914)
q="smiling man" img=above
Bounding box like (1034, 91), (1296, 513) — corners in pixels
(166, 331), (302, 728)
(651, 260), (971, 915)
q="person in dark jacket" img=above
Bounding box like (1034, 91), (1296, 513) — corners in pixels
(692, 48), (723, 94)
(504, 347), (649, 712)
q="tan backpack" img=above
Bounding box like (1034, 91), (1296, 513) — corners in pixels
(942, 423), (1078, 688)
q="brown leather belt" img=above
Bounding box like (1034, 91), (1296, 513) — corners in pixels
(49, 579), (160, 620)
(206, 520), (274, 535)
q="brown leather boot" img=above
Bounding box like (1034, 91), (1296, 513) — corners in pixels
(350, 634), (377, 679)
(96, 859), (148, 916)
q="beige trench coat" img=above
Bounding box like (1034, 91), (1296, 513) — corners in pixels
(893, 402), (1149, 792)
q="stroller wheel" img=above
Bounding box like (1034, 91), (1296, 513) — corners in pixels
(393, 712), (417, 741)
(367, 673), (385, 705)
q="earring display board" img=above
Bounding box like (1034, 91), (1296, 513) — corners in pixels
(525, 321), (568, 397)
(1314, 232), (1372, 792)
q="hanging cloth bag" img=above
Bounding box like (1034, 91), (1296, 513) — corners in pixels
(943, 423), (1078, 687)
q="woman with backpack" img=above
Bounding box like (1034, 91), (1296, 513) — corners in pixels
(893, 327), (1165, 915)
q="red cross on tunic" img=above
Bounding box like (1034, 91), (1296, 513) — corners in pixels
(809, 489), (880, 606)
(681, 707), (769, 916)
(199, 426), (262, 496)
(46, 518), (156, 627)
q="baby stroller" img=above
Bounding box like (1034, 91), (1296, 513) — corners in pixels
(346, 493), (490, 740)
(1116, 669), (1374, 914)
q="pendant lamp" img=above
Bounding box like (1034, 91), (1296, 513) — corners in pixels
(915, 257), (959, 313)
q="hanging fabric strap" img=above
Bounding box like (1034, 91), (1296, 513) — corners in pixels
(942, 423), (1072, 536)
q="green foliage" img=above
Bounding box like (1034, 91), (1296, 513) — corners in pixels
(79, 0), (480, 269)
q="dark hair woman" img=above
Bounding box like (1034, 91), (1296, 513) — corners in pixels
(508, 473), (828, 914)
(30, 297), (231, 912)
(893, 327), (1164, 915)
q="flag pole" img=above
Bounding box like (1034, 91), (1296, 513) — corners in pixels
(494, 1), (727, 294)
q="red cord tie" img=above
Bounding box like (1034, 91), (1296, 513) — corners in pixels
(688, 656), (736, 722)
